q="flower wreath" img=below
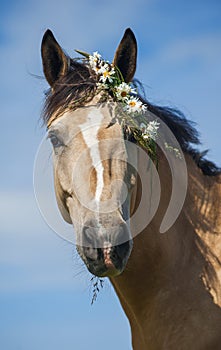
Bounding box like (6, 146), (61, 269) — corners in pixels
(76, 50), (181, 162)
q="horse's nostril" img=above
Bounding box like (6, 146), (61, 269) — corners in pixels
(111, 250), (118, 260)
(82, 224), (100, 261)
(84, 246), (98, 261)
(111, 240), (132, 265)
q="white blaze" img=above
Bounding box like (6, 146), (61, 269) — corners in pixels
(80, 109), (104, 204)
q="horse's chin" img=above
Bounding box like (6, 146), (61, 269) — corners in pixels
(87, 264), (123, 278)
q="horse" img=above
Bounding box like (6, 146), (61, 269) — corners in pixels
(40, 28), (221, 349)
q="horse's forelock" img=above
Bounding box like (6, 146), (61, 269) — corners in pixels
(42, 59), (97, 126)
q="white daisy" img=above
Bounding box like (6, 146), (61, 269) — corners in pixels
(96, 62), (108, 74)
(89, 52), (102, 73)
(99, 64), (115, 83)
(115, 82), (136, 101)
(89, 51), (101, 64)
(126, 97), (147, 114)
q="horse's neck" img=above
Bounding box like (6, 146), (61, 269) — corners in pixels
(110, 153), (221, 349)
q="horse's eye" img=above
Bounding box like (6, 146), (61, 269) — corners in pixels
(48, 133), (63, 148)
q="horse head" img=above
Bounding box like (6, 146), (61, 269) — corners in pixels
(41, 29), (138, 277)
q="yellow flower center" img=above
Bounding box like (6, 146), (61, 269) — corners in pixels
(121, 91), (127, 97)
(129, 101), (136, 107)
(103, 71), (110, 78)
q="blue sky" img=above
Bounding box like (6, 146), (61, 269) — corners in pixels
(0, 1), (220, 349)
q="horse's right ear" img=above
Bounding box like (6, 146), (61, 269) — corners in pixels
(41, 29), (69, 87)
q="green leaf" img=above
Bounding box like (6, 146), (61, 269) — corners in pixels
(75, 49), (90, 58)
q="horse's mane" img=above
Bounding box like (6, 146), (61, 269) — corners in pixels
(42, 58), (221, 177)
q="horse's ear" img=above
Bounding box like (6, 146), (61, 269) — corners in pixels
(41, 29), (69, 87)
(113, 28), (137, 83)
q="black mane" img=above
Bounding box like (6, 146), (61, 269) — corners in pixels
(43, 58), (220, 177)
(146, 103), (220, 176)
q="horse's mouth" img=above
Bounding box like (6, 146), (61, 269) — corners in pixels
(87, 261), (123, 277)
(77, 240), (133, 277)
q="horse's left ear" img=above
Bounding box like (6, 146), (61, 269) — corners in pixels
(113, 28), (137, 83)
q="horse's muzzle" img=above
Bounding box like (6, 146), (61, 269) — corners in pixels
(77, 221), (133, 277)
